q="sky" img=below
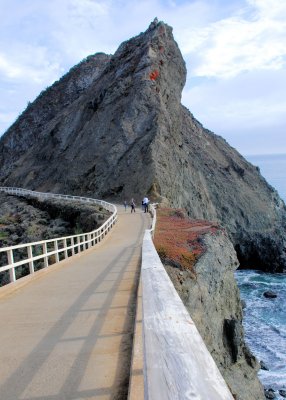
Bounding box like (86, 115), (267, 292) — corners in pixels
(0, 0), (285, 156)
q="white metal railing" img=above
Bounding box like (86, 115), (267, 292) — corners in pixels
(141, 205), (234, 399)
(0, 187), (117, 286)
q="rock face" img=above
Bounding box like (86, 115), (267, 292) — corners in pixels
(0, 53), (111, 178)
(165, 231), (265, 400)
(0, 20), (286, 271)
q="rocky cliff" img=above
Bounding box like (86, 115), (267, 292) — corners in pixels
(165, 230), (265, 400)
(0, 53), (111, 177)
(0, 20), (285, 272)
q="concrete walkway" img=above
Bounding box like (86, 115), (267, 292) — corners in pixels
(0, 206), (149, 400)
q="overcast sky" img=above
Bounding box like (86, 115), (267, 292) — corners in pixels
(0, 0), (285, 155)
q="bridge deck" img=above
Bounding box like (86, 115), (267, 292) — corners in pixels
(0, 206), (148, 400)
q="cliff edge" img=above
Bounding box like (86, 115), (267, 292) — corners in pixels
(166, 230), (265, 400)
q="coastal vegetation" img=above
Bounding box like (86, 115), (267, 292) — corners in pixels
(154, 207), (219, 273)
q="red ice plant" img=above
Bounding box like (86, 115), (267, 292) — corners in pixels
(154, 207), (220, 271)
(149, 69), (160, 80)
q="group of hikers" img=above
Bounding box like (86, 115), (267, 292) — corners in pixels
(123, 197), (150, 213)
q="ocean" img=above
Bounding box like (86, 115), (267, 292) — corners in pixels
(236, 154), (286, 398)
(246, 154), (286, 203)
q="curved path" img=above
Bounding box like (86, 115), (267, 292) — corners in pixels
(0, 206), (149, 400)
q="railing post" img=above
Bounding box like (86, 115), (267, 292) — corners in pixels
(54, 240), (59, 263)
(27, 245), (34, 275)
(71, 237), (75, 256)
(7, 249), (16, 283)
(43, 242), (48, 267)
(63, 239), (68, 259)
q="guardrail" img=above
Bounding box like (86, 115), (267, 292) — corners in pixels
(141, 204), (234, 399)
(0, 187), (117, 285)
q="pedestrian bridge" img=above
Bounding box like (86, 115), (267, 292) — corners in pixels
(0, 188), (234, 400)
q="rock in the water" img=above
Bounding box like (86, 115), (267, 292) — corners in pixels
(265, 388), (276, 399)
(260, 360), (269, 370)
(279, 389), (286, 398)
(263, 291), (278, 298)
(241, 299), (247, 309)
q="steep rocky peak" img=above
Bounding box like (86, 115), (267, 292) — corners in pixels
(108, 20), (186, 103)
(0, 52), (111, 175)
(1, 21), (286, 273)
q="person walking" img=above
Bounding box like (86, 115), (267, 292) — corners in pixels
(130, 198), (136, 213)
(143, 196), (149, 213)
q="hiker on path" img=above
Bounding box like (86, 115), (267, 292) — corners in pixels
(130, 198), (136, 213)
(143, 196), (149, 213)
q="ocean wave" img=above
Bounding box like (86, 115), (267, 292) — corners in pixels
(240, 282), (259, 289)
(236, 270), (286, 393)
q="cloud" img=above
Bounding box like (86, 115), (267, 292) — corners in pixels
(0, 48), (62, 84)
(179, 0), (286, 78)
(248, 0), (286, 19)
(177, 0), (286, 155)
(70, 0), (110, 18)
(0, 111), (18, 137)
